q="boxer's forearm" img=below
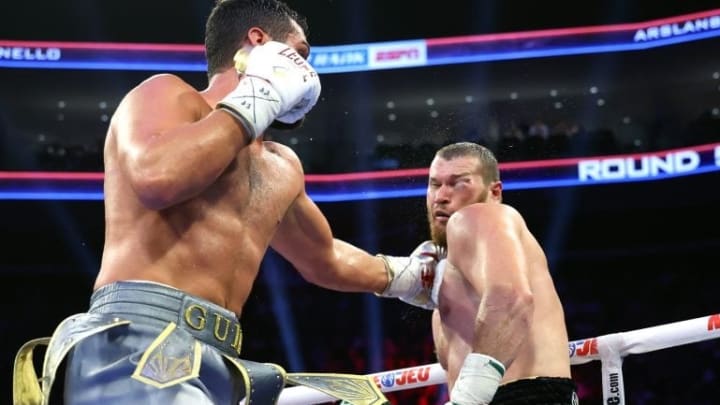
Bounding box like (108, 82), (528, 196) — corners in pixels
(322, 238), (388, 293)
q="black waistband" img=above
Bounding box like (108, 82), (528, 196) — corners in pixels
(493, 377), (578, 405)
(89, 281), (243, 357)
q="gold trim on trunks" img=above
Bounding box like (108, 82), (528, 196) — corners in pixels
(131, 322), (202, 388)
(183, 302), (242, 355)
(286, 373), (389, 405)
(13, 313), (130, 405)
(13, 337), (51, 405)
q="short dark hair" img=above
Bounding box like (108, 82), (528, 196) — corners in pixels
(204, 0), (308, 78)
(435, 142), (500, 184)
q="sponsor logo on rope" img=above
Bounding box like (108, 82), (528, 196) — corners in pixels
(606, 372), (621, 404)
(373, 365), (431, 388)
(569, 338), (598, 358)
(708, 314), (720, 331)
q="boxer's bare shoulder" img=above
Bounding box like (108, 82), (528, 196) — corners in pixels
(451, 202), (522, 225)
(111, 74), (204, 121)
(263, 140), (304, 172)
(109, 74), (210, 143)
(136, 73), (192, 91)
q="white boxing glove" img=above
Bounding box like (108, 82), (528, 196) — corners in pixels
(449, 353), (505, 405)
(217, 41), (321, 140)
(376, 241), (446, 310)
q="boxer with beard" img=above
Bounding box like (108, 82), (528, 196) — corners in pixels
(424, 142), (577, 405)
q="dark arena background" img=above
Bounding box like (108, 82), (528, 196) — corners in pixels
(2, 1), (720, 404)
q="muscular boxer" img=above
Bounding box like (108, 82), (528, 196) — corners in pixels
(425, 142), (577, 404)
(12, 1), (435, 404)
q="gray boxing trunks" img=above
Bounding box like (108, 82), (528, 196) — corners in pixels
(13, 281), (389, 405)
(63, 281), (254, 404)
(36, 281), (285, 404)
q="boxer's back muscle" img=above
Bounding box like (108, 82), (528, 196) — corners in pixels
(98, 110), (302, 316)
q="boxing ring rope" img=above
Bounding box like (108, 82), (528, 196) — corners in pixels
(277, 313), (720, 404)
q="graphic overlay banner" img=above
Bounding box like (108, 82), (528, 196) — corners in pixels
(1, 9), (717, 73)
(1, 142), (718, 202)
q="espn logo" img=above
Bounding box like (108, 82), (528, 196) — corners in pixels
(369, 40), (426, 69)
(375, 48), (420, 62)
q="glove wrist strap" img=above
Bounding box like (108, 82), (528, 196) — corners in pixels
(375, 254), (395, 297)
(217, 76), (281, 140)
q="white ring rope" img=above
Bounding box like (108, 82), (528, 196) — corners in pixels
(568, 313), (720, 404)
(277, 313), (720, 405)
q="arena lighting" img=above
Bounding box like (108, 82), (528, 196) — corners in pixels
(0, 9), (718, 72)
(0, 142), (718, 202)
